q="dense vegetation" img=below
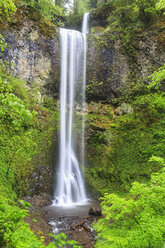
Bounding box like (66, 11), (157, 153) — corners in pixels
(85, 65), (165, 247)
(0, 66), (83, 247)
(0, 1), (82, 247)
(86, 65), (165, 189)
(94, 165), (165, 247)
(0, 0), (165, 247)
(83, 0), (165, 247)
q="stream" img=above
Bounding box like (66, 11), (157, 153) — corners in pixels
(44, 199), (101, 247)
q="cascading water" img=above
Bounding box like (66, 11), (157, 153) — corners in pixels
(82, 12), (90, 34)
(81, 12), (89, 168)
(53, 13), (89, 206)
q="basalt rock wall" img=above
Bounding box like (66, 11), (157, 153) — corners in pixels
(1, 15), (165, 104)
(0, 15), (60, 99)
(86, 18), (165, 103)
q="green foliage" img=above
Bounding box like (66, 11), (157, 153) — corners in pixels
(0, 0), (17, 21)
(0, 74), (48, 195)
(50, 233), (82, 248)
(133, 93), (165, 124)
(0, 70), (81, 247)
(156, 0), (165, 14)
(55, 0), (67, 8)
(65, 10), (83, 29)
(86, 80), (104, 97)
(92, 0), (165, 31)
(86, 65), (165, 194)
(134, 0), (157, 18)
(0, 195), (81, 247)
(94, 166), (165, 248)
(43, 96), (57, 110)
(20, 0), (65, 26)
(89, 1), (165, 72)
(120, 64), (165, 103)
(0, 75), (37, 194)
(0, 196), (80, 247)
(147, 64), (165, 90)
(112, 0), (138, 23)
(85, 112), (115, 195)
(97, 0), (112, 7)
(87, 0), (98, 9)
(0, 92), (34, 130)
(74, 0), (89, 14)
(0, 34), (7, 57)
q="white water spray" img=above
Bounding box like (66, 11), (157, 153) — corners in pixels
(53, 14), (89, 207)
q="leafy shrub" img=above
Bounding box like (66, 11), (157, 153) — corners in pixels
(0, 34), (7, 57)
(43, 96), (57, 110)
(20, 0), (65, 26)
(135, 0), (157, 18)
(0, 197), (81, 247)
(94, 164), (165, 248)
(133, 93), (165, 124)
(0, 0), (17, 21)
(0, 75), (37, 192)
(148, 64), (165, 90)
(156, 0), (165, 14)
(86, 65), (165, 194)
(0, 71), (81, 247)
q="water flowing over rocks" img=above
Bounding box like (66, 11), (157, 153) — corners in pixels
(45, 199), (101, 247)
(24, 195), (101, 247)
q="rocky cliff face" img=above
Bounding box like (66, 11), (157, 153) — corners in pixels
(0, 16), (60, 99)
(87, 33), (129, 102)
(0, 14), (61, 198)
(86, 19), (165, 103)
(1, 14), (164, 104)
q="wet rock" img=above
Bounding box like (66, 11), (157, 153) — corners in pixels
(83, 223), (91, 232)
(23, 193), (51, 209)
(89, 207), (102, 216)
(44, 200), (102, 247)
(115, 102), (133, 116)
(33, 193), (51, 208)
(87, 25), (165, 103)
(87, 33), (129, 103)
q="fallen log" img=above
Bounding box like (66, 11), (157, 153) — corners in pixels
(71, 220), (85, 230)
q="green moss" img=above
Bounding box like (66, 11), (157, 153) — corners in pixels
(86, 109), (165, 194)
(0, 4), (58, 38)
(86, 67), (165, 195)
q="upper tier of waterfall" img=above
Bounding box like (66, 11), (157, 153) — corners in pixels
(82, 13), (89, 34)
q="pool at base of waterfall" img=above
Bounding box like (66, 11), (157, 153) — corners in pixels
(51, 197), (88, 208)
(43, 200), (100, 241)
(45, 198), (100, 219)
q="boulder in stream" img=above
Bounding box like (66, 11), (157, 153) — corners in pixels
(88, 207), (102, 216)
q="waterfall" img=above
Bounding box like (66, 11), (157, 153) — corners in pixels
(81, 12), (89, 168)
(53, 14), (89, 206)
(82, 12), (90, 34)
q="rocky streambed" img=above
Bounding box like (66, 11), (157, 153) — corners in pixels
(24, 194), (101, 247)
